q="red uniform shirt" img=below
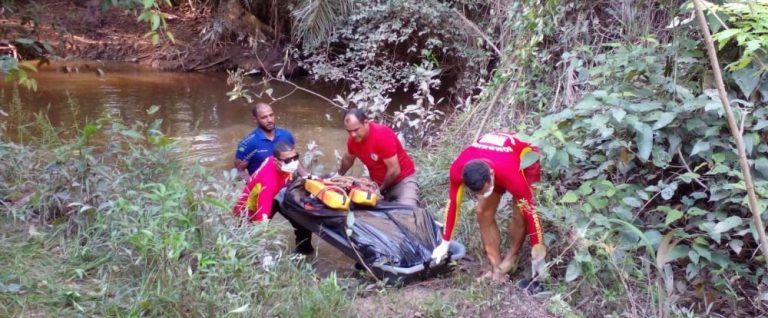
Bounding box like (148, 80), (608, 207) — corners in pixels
(232, 156), (293, 222)
(346, 122), (416, 186)
(443, 132), (543, 246)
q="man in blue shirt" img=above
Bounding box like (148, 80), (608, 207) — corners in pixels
(235, 103), (296, 175)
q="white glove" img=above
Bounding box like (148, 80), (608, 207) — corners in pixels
(531, 243), (548, 279)
(431, 240), (451, 264)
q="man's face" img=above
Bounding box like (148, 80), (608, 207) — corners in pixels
(468, 178), (494, 201)
(277, 149), (299, 167)
(344, 116), (369, 142)
(253, 105), (275, 132)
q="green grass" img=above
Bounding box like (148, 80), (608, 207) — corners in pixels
(0, 98), (574, 317)
(0, 110), (356, 317)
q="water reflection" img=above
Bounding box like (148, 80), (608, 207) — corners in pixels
(0, 61), (357, 173)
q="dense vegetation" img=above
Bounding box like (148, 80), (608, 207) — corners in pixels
(3, 0), (768, 317)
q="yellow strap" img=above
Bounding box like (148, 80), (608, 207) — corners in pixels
(443, 184), (464, 239)
(245, 183), (263, 212)
(519, 146), (532, 165)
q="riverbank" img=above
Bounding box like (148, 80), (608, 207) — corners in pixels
(0, 106), (567, 317)
(2, 0), (293, 73)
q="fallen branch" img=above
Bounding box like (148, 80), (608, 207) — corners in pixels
(193, 54), (231, 71)
(452, 8), (502, 57)
(693, 0), (768, 269)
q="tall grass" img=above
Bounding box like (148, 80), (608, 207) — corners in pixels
(0, 96), (355, 317)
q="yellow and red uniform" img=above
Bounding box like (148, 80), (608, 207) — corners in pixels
(232, 156), (293, 222)
(443, 132), (543, 245)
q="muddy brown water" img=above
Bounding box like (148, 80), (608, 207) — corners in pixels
(1, 61), (358, 275)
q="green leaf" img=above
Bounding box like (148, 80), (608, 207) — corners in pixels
(652, 112), (677, 130)
(666, 245), (690, 262)
(661, 182), (678, 200)
(575, 97), (600, 110)
(612, 108), (626, 122)
(151, 14), (161, 31)
(714, 216), (743, 233)
(18, 61), (37, 72)
(14, 38), (35, 45)
(753, 120), (768, 131)
(691, 140), (711, 157)
(635, 123), (653, 162)
(712, 28), (741, 49)
(623, 197), (643, 208)
(82, 123), (98, 138)
(581, 169), (601, 180)
(712, 152), (726, 163)
(578, 183), (594, 196)
(668, 134), (681, 154)
(689, 250), (700, 265)
(755, 158), (768, 179)
(561, 191), (579, 204)
(147, 105), (160, 115)
(587, 196), (609, 210)
(686, 207), (709, 216)
(729, 239), (743, 255)
(628, 101), (662, 113)
(143, 0), (154, 9)
(664, 207), (683, 225)
(119, 129), (145, 140)
(520, 151), (540, 170)
(565, 260), (581, 282)
(692, 243), (712, 261)
(732, 65), (760, 97)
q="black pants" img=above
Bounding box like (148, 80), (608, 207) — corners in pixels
(272, 201), (312, 248)
(287, 216), (313, 248)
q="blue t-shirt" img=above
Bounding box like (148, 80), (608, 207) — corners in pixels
(235, 127), (295, 174)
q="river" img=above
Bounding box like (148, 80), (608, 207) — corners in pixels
(1, 61), (358, 275)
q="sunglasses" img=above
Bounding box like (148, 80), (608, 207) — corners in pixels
(279, 154), (300, 164)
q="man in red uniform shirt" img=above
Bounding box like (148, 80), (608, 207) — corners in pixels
(431, 132), (546, 282)
(337, 109), (419, 207)
(233, 142), (314, 254)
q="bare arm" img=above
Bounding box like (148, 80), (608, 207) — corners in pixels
(235, 159), (249, 171)
(338, 152), (356, 176)
(379, 155), (401, 192)
(297, 164), (310, 178)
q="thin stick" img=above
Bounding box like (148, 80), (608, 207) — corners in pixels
(692, 0), (768, 268)
(474, 82), (509, 141)
(677, 149), (709, 190)
(254, 54), (346, 110)
(452, 8), (502, 57)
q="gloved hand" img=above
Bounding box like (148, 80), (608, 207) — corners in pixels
(530, 243), (547, 279)
(431, 240), (451, 264)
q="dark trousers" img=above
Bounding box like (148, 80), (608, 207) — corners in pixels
(272, 200), (312, 248)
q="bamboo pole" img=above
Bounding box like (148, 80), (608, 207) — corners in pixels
(692, 0), (768, 267)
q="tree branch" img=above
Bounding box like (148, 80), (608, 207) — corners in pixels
(452, 8), (502, 57)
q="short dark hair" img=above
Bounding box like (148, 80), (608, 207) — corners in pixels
(273, 141), (295, 158)
(344, 108), (368, 122)
(252, 102), (271, 117)
(462, 160), (491, 192)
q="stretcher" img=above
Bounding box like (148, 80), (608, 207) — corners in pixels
(278, 178), (465, 285)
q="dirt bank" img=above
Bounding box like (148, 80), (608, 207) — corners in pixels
(1, 0), (294, 73)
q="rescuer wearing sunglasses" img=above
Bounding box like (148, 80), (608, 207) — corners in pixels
(232, 141), (314, 255)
